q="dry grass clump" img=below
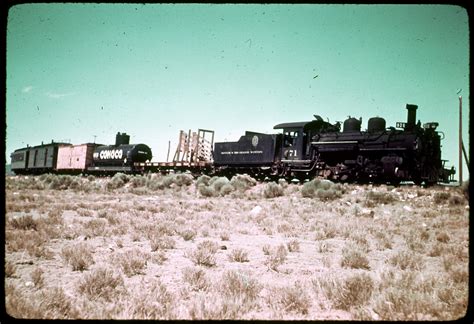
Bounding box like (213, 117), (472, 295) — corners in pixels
(364, 190), (396, 207)
(150, 235), (176, 251)
(265, 244), (288, 271)
(301, 178), (344, 200)
(105, 172), (129, 191)
(78, 267), (125, 302)
(195, 174), (211, 187)
(448, 194), (464, 206)
(180, 228), (197, 241)
(313, 273), (374, 311)
(6, 175), (46, 190)
(287, 239), (300, 252)
(131, 280), (176, 319)
(373, 270), (457, 320)
(196, 176), (229, 197)
(188, 293), (240, 320)
(336, 273), (374, 310)
(129, 175), (147, 188)
(403, 228), (427, 252)
(228, 248), (249, 262)
(5, 261), (16, 278)
(335, 273), (375, 309)
(271, 282), (311, 314)
(31, 267), (45, 288)
(220, 231), (230, 241)
(209, 176), (230, 192)
(97, 209), (119, 225)
(220, 270), (261, 304)
(142, 172), (193, 191)
(436, 231), (450, 243)
(43, 174), (84, 190)
(113, 249), (148, 276)
(389, 250), (424, 270)
(6, 229), (44, 256)
(39, 287), (80, 319)
(61, 243), (94, 271)
(313, 222), (338, 240)
(312, 274), (341, 304)
(230, 174), (257, 191)
(188, 240), (219, 267)
(182, 266), (210, 291)
(6, 284), (79, 319)
(433, 191), (451, 204)
(8, 214), (37, 231)
(341, 246), (370, 269)
(83, 218), (108, 237)
(373, 231), (393, 250)
(263, 182), (284, 198)
(196, 174), (257, 197)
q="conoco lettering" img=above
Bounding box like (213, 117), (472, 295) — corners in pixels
(99, 149), (123, 160)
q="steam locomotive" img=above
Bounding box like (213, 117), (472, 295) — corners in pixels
(213, 104), (455, 185)
(9, 103), (455, 185)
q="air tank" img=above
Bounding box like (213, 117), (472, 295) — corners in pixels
(367, 117), (386, 132)
(343, 117), (361, 132)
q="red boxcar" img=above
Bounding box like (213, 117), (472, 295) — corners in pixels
(56, 143), (99, 172)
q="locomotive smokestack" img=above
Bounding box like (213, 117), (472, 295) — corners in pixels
(406, 104), (418, 129)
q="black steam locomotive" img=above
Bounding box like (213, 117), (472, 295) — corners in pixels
(213, 104), (455, 185)
(10, 103), (455, 185)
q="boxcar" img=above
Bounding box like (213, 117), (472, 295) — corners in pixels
(56, 143), (101, 173)
(25, 142), (71, 174)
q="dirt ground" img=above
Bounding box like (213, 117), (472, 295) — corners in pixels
(4, 174), (470, 320)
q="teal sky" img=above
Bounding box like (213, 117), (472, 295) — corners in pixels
(6, 4), (470, 179)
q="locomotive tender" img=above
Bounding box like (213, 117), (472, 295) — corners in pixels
(9, 104), (455, 185)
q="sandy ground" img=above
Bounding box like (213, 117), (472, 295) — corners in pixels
(4, 175), (470, 320)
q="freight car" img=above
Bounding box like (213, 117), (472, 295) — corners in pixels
(10, 133), (152, 175)
(10, 141), (72, 174)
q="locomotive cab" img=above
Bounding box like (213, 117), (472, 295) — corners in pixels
(274, 122), (311, 161)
